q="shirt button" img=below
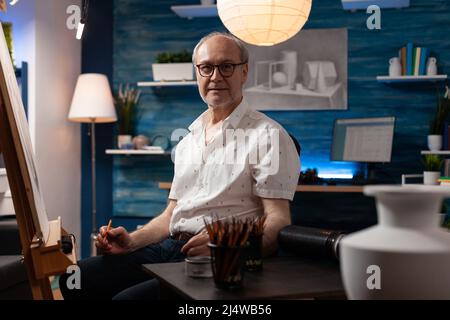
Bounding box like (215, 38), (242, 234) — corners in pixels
(180, 219), (186, 223)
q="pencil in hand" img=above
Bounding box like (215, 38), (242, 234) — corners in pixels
(104, 219), (112, 239)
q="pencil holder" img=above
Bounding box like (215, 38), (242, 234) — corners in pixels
(208, 243), (246, 290)
(245, 234), (263, 271)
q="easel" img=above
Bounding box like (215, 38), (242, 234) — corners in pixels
(0, 28), (75, 300)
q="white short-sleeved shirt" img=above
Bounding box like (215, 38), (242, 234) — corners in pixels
(168, 97), (300, 235)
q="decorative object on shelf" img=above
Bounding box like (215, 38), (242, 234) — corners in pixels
(68, 74), (117, 257)
(113, 83), (141, 149)
(217, 0), (312, 46)
(428, 86), (450, 151)
(132, 134), (150, 150)
(117, 135), (133, 149)
(150, 134), (170, 151)
(426, 57), (438, 76)
(152, 50), (194, 81)
(384, 43), (433, 78)
(388, 57), (402, 77)
(340, 185), (450, 299)
(427, 57), (437, 76)
(341, 0), (410, 11)
(428, 134), (443, 152)
(423, 154), (443, 185)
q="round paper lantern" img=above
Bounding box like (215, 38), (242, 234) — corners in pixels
(217, 0), (312, 46)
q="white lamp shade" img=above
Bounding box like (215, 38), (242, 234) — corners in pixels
(217, 0), (312, 46)
(68, 73), (117, 123)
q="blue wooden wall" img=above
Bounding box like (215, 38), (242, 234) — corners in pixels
(111, 0), (450, 220)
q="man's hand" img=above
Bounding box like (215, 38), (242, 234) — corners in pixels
(96, 226), (133, 255)
(180, 232), (210, 256)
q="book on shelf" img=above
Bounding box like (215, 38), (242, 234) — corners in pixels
(401, 43), (430, 77)
(406, 42), (414, 76)
(414, 47), (421, 76)
(439, 176), (450, 186)
(400, 46), (407, 76)
(419, 47), (429, 75)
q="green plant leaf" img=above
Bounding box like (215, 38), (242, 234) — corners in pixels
(113, 83), (141, 135)
(422, 154), (443, 171)
(155, 49), (192, 63)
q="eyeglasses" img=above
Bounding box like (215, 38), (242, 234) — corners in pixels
(195, 62), (247, 78)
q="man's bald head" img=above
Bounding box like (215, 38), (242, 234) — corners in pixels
(192, 32), (249, 65)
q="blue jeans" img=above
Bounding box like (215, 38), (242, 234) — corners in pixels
(59, 238), (187, 300)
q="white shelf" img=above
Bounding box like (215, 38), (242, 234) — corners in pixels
(106, 149), (171, 155)
(170, 4), (218, 19)
(376, 75), (447, 83)
(137, 81), (197, 87)
(342, 0), (409, 10)
(421, 151), (450, 155)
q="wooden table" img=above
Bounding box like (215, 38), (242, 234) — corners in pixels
(143, 256), (345, 300)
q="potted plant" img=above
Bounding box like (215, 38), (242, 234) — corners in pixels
(428, 86), (450, 151)
(152, 49), (194, 81)
(114, 84), (141, 149)
(423, 154), (443, 185)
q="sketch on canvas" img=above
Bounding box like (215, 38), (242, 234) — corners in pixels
(244, 28), (348, 111)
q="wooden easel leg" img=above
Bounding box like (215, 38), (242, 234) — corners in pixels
(29, 277), (53, 300)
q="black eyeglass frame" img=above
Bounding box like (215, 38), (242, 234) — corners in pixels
(195, 62), (248, 78)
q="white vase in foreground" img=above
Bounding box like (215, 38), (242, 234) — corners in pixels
(340, 185), (450, 300)
(427, 134), (442, 151)
(423, 171), (440, 185)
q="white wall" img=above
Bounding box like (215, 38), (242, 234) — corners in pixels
(0, 0), (82, 254)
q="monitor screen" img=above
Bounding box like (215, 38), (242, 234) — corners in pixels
(331, 116), (395, 163)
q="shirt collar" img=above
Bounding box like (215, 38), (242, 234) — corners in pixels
(188, 97), (249, 133)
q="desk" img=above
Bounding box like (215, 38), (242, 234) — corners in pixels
(158, 182), (363, 193)
(143, 256), (345, 300)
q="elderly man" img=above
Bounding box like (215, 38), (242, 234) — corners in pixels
(60, 32), (300, 300)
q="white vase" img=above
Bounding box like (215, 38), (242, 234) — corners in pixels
(340, 185), (450, 299)
(427, 135), (442, 151)
(388, 57), (402, 77)
(426, 57), (438, 76)
(423, 171), (440, 185)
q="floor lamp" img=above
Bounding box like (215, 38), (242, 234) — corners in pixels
(68, 74), (117, 256)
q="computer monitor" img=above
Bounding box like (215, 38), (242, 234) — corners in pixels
(331, 116), (395, 163)
(331, 116), (395, 182)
